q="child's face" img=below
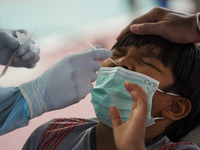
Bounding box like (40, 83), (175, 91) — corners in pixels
(101, 45), (175, 118)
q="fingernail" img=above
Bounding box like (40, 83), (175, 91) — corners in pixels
(124, 81), (135, 89)
(124, 81), (131, 86)
(130, 24), (140, 33)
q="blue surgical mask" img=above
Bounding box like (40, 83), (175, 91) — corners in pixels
(91, 67), (162, 127)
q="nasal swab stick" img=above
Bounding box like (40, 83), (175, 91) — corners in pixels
(85, 42), (119, 66)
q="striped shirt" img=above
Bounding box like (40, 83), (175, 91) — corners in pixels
(22, 118), (199, 150)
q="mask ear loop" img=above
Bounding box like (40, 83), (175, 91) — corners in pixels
(157, 88), (180, 97)
(154, 117), (166, 120)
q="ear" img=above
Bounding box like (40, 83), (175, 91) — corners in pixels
(161, 97), (191, 121)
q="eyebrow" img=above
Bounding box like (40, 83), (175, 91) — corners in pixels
(114, 46), (162, 72)
(138, 46), (160, 60)
(147, 53), (159, 60)
(114, 46), (160, 60)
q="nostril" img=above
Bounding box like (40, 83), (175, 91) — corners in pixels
(122, 66), (128, 69)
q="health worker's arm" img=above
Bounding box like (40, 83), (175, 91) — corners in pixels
(0, 46), (112, 135)
(0, 86), (30, 136)
(19, 46), (112, 119)
(117, 7), (200, 44)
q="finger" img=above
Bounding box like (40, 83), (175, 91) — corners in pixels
(21, 47), (40, 61)
(116, 7), (170, 40)
(80, 45), (102, 53)
(85, 71), (97, 82)
(89, 60), (101, 71)
(130, 91), (148, 112)
(116, 25), (132, 41)
(17, 42), (32, 55)
(23, 44), (40, 61)
(14, 49), (40, 68)
(116, 9), (159, 40)
(110, 105), (123, 129)
(25, 63), (37, 68)
(88, 49), (113, 60)
(2, 32), (19, 49)
(13, 55), (40, 68)
(16, 29), (31, 36)
(130, 22), (164, 36)
(124, 82), (147, 97)
(82, 81), (94, 96)
(129, 91), (147, 135)
(77, 77), (94, 99)
(124, 81), (135, 93)
(29, 43), (40, 53)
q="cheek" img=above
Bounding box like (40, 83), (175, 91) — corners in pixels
(151, 92), (166, 117)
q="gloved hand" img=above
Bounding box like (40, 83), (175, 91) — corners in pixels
(0, 29), (40, 68)
(19, 45), (113, 118)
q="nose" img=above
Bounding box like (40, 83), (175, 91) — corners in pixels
(116, 57), (135, 70)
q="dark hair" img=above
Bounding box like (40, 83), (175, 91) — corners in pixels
(113, 33), (200, 141)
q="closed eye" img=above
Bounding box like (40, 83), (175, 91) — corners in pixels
(141, 60), (161, 72)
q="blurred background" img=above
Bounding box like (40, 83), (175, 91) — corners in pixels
(0, 0), (199, 149)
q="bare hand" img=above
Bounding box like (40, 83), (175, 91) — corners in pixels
(110, 82), (147, 150)
(117, 7), (200, 44)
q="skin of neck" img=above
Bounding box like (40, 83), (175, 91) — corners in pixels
(95, 119), (173, 149)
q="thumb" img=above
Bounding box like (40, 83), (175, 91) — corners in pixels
(130, 23), (162, 35)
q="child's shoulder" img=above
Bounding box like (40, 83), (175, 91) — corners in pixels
(22, 117), (98, 150)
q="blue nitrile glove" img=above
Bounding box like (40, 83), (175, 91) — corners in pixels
(19, 45), (113, 118)
(0, 29), (40, 68)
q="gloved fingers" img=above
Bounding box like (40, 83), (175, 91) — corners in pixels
(84, 45), (102, 51)
(16, 29), (31, 37)
(87, 49), (113, 60)
(21, 43), (40, 61)
(78, 81), (94, 100)
(86, 71), (97, 82)
(29, 43), (40, 52)
(25, 63), (37, 68)
(79, 47), (94, 53)
(13, 46), (40, 68)
(83, 81), (94, 94)
(80, 45), (102, 53)
(89, 60), (101, 71)
(0, 30), (20, 49)
(94, 45), (102, 49)
(17, 38), (35, 55)
(12, 62), (37, 68)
